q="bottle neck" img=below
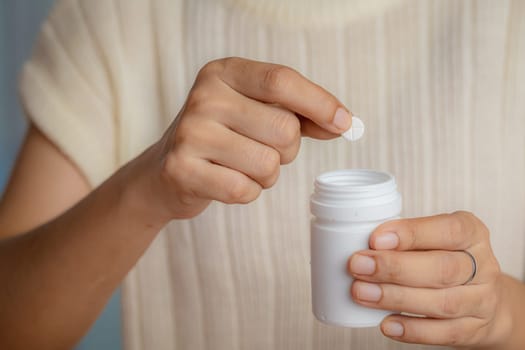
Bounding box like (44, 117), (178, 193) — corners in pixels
(310, 169), (402, 222)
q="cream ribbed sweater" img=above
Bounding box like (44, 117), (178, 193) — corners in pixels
(19, 0), (525, 349)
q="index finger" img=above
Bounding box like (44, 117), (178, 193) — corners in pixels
(215, 57), (352, 135)
(370, 211), (487, 251)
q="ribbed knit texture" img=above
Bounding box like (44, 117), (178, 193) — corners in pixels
(19, 0), (525, 349)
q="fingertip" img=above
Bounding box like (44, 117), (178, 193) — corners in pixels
(370, 231), (400, 250)
(347, 250), (371, 273)
(332, 107), (352, 133)
(381, 318), (405, 338)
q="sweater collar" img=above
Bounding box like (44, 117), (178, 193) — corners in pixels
(223, 0), (406, 28)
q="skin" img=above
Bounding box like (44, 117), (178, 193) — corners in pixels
(348, 212), (525, 349)
(0, 57), (347, 349)
(0, 57), (523, 349)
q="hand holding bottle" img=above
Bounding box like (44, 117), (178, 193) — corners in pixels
(348, 212), (514, 348)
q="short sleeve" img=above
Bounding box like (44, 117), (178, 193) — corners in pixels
(19, 0), (118, 187)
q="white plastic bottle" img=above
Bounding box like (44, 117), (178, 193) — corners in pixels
(310, 169), (402, 327)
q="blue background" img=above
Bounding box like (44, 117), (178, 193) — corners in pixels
(0, 1), (122, 349)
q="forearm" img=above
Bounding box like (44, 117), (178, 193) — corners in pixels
(0, 145), (169, 349)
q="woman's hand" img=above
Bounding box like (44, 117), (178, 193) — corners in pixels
(145, 57), (352, 221)
(348, 211), (513, 348)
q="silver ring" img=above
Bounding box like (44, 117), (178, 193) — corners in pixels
(461, 250), (477, 285)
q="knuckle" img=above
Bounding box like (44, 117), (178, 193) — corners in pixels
(445, 322), (471, 346)
(479, 224), (490, 240)
(482, 255), (502, 283)
(439, 253), (462, 287)
(177, 191), (197, 208)
(469, 212), (491, 240)
(255, 148), (280, 187)
(378, 254), (402, 281)
(387, 286), (406, 308)
(442, 213), (467, 248)
(162, 152), (197, 205)
(448, 212), (465, 235)
(280, 138), (301, 165)
(449, 211), (479, 245)
(271, 112), (301, 149)
(186, 87), (228, 116)
(446, 213), (465, 244)
(439, 289), (462, 317)
(198, 59), (225, 78)
(262, 65), (293, 95)
(221, 56), (242, 67)
(221, 57), (250, 78)
(319, 96), (340, 121)
(454, 210), (476, 221)
(402, 219), (419, 249)
(173, 119), (204, 147)
(225, 177), (258, 204)
(185, 86), (210, 113)
(447, 326), (462, 346)
(226, 177), (251, 204)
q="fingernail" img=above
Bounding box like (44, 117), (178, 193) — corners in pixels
(354, 281), (382, 302)
(350, 255), (376, 275)
(333, 108), (352, 131)
(383, 321), (404, 337)
(374, 232), (399, 250)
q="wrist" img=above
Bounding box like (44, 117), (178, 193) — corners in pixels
(114, 143), (173, 230)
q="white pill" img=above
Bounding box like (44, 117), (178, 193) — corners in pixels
(342, 116), (365, 141)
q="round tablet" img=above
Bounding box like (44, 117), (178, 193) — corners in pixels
(342, 116), (365, 141)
